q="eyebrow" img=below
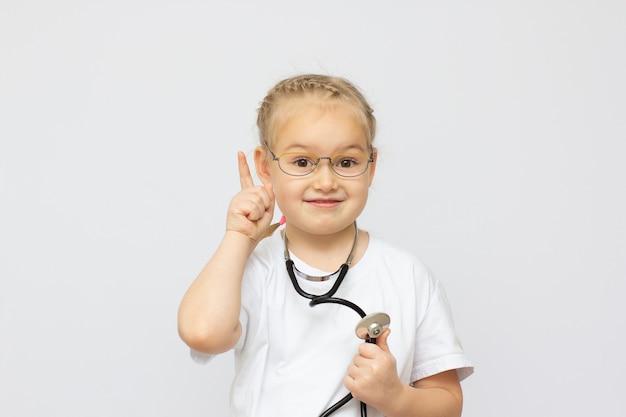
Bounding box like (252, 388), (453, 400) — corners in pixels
(280, 142), (370, 154)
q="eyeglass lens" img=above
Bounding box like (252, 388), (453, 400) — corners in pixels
(277, 153), (371, 177)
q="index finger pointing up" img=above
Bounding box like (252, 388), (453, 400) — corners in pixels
(237, 151), (255, 189)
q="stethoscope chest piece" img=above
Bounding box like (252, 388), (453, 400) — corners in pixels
(355, 312), (391, 340)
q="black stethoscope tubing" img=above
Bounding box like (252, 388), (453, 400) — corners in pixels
(283, 224), (374, 417)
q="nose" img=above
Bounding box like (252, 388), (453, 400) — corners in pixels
(312, 157), (338, 190)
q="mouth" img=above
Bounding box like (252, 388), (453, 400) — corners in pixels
(304, 199), (343, 208)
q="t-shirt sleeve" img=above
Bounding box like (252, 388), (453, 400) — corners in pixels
(411, 276), (474, 383)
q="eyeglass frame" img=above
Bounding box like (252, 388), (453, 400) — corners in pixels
(264, 142), (375, 178)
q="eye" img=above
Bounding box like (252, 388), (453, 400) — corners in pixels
(335, 156), (359, 168)
(294, 157), (313, 168)
(283, 154), (317, 169)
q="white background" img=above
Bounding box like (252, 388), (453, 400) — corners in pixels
(1, 1), (625, 416)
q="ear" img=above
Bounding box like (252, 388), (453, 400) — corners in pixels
(254, 146), (272, 186)
(367, 147), (378, 186)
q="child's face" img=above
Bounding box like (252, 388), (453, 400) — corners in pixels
(256, 98), (377, 238)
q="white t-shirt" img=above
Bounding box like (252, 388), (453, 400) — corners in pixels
(192, 230), (473, 417)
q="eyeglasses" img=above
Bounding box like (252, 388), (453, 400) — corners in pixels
(265, 143), (374, 177)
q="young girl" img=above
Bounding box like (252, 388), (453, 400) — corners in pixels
(178, 74), (473, 417)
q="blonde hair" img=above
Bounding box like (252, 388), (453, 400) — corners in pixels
(256, 74), (376, 148)
(257, 74), (376, 239)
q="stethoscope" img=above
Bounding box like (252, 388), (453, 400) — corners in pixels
(283, 222), (391, 417)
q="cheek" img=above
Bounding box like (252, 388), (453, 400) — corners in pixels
(348, 179), (371, 196)
(271, 178), (298, 205)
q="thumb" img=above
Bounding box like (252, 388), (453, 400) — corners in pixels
(264, 182), (275, 212)
(376, 328), (391, 352)
(264, 181), (274, 201)
(264, 182), (275, 218)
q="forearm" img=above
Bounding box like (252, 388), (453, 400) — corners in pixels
(177, 231), (256, 354)
(381, 371), (463, 417)
(382, 385), (462, 417)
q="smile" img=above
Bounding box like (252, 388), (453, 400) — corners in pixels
(305, 199), (343, 208)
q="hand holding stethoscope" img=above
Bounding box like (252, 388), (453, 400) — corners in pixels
(345, 327), (404, 414)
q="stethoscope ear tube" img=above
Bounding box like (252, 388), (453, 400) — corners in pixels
(286, 259), (351, 300)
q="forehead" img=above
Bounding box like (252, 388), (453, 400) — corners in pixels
(269, 96), (370, 149)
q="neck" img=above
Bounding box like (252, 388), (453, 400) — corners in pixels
(284, 222), (364, 271)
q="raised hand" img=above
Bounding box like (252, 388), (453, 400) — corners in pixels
(225, 151), (275, 243)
